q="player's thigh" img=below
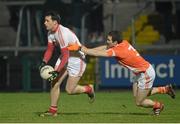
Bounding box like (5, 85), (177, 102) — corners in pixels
(135, 65), (155, 102)
(67, 57), (86, 77)
(65, 57), (86, 90)
(136, 65), (155, 90)
(66, 76), (81, 90)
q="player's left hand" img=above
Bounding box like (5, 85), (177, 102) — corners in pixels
(47, 71), (59, 82)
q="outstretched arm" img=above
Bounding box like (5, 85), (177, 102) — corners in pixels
(67, 42), (107, 51)
(91, 45), (107, 50)
(81, 46), (109, 57)
(66, 43), (109, 57)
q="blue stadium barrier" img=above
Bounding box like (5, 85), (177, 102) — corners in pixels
(99, 55), (180, 88)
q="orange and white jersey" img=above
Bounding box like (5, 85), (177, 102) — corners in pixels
(47, 25), (81, 48)
(48, 24), (86, 77)
(106, 40), (150, 74)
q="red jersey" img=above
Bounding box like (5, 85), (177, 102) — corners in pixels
(106, 40), (150, 73)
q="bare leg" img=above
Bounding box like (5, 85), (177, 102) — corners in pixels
(65, 75), (95, 103)
(40, 69), (68, 117)
(149, 87), (159, 95)
(136, 88), (154, 108)
(65, 75), (92, 94)
(50, 69), (68, 106)
(148, 84), (175, 99)
(133, 83), (165, 115)
(133, 83), (153, 107)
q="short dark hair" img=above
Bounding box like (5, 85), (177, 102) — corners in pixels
(45, 11), (61, 24)
(108, 31), (122, 43)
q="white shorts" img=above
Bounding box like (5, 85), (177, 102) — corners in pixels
(132, 64), (155, 89)
(55, 57), (86, 77)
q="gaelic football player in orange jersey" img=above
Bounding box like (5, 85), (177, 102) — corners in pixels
(80, 31), (175, 115)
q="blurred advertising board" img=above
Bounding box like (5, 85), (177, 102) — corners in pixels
(99, 55), (180, 88)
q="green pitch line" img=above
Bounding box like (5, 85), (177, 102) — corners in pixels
(0, 90), (179, 123)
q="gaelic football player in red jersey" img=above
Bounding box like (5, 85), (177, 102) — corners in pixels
(80, 31), (175, 115)
(39, 11), (95, 117)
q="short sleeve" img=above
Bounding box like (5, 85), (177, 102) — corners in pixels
(106, 49), (116, 57)
(66, 30), (80, 45)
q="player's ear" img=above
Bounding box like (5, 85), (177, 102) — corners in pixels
(113, 41), (118, 44)
(54, 20), (58, 25)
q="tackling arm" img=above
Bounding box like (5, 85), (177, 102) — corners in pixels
(67, 43), (107, 51)
(91, 45), (107, 50)
(81, 46), (109, 57)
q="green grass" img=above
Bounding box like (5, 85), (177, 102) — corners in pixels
(0, 90), (180, 123)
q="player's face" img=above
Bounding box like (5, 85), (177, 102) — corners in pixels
(44, 16), (57, 31)
(106, 35), (116, 48)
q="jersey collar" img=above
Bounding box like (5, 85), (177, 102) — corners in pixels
(52, 24), (59, 33)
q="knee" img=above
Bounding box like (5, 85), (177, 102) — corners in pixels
(65, 87), (74, 94)
(135, 100), (142, 107)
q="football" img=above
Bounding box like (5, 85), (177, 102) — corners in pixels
(40, 65), (54, 80)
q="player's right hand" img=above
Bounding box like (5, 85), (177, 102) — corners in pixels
(39, 61), (46, 71)
(47, 71), (59, 82)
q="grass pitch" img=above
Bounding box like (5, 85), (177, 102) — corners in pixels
(0, 90), (179, 123)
